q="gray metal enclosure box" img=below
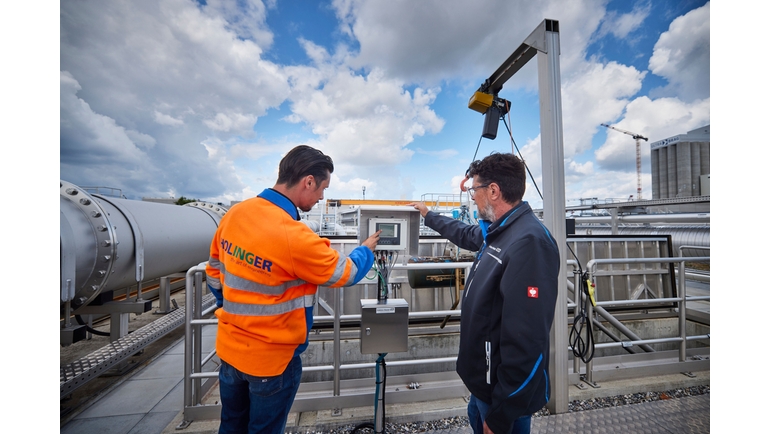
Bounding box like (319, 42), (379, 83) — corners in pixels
(353, 206), (420, 256)
(360, 298), (409, 354)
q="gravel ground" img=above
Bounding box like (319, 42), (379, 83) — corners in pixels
(286, 385), (710, 434)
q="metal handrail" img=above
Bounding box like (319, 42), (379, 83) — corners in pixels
(181, 255), (709, 421)
(578, 256), (710, 384)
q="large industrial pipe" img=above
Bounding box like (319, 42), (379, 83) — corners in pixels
(574, 225), (709, 257)
(60, 180), (226, 314)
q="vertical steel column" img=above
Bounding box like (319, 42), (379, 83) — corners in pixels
(610, 208), (619, 235)
(183, 267), (195, 414)
(536, 20), (569, 414)
(194, 271), (204, 402)
(678, 257), (688, 362)
(333, 286), (342, 397)
(158, 276), (171, 314)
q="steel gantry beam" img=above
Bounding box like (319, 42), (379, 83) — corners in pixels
(471, 19), (569, 414)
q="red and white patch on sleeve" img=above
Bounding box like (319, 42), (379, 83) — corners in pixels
(527, 286), (539, 298)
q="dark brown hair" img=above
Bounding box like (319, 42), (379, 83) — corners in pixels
(277, 145), (334, 187)
(467, 152), (526, 204)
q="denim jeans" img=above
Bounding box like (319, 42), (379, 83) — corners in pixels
(218, 356), (302, 434)
(467, 394), (531, 434)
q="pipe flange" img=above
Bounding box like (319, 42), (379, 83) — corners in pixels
(186, 201), (228, 223)
(60, 180), (118, 310)
(186, 201), (227, 216)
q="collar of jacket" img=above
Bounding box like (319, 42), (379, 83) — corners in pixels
(481, 201), (530, 242)
(258, 188), (301, 221)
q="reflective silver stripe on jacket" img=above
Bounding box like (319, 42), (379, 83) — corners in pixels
(209, 257), (223, 270)
(206, 258), (223, 289)
(206, 274), (221, 289)
(223, 294), (317, 316)
(321, 256), (356, 287)
(224, 271), (307, 296)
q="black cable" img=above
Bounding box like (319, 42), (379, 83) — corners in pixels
(74, 314), (112, 337)
(569, 271), (596, 364)
(471, 134), (484, 164)
(380, 355), (387, 431)
(502, 116), (543, 200)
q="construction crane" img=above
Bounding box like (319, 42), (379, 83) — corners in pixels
(601, 123), (648, 200)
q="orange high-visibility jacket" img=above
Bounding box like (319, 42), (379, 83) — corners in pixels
(206, 188), (375, 377)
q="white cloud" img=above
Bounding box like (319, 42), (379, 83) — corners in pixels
(60, 0), (289, 199)
(595, 96), (710, 172)
(596, 1), (652, 39)
(60, 71), (148, 165)
(332, 0), (608, 85)
(154, 110), (184, 126)
(201, 0), (275, 45)
(203, 112), (259, 133)
(60, 71), (165, 196)
(561, 61), (647, 157)
(284, 44), (444, 167)
(649, 2), (710, 101)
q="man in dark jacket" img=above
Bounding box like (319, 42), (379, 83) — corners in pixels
(409, 153), (560, 434)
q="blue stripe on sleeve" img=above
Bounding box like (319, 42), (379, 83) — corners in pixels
(508, 353), (543, 397)
(348, 246), (375, 283)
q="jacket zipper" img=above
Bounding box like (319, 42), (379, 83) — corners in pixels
(464, 261), (481, 299)
(485, 341), (491, 384)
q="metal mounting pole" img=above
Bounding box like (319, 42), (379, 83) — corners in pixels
(534, 20), (569, 414)
(469, 18), (569, 414)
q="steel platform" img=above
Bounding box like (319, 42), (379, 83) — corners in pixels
(419, 393), (710, 433)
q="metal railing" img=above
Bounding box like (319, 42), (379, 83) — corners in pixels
(180, 261), (473, 424)
(570, 251), (710, 387)
(180, 252), (709, 423)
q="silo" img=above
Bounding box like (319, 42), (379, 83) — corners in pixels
(690, 142), (702, 196)
(657, 147), (668, 199)
(700, 143), (710, 181)
(676, 142), (692, 197)
(651, 148), (660, 200)
(649, 126), (709, 199)
(667, 145), (677, 198)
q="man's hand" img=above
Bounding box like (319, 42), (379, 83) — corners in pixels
(407, 201), (429, 217)
(362, 230), (381, 252)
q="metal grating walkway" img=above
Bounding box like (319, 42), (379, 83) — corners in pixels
(421, 393), (710, 434)
(60, 294), (216, 398)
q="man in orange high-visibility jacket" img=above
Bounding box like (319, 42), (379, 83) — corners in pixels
(206, 145), (381, 434)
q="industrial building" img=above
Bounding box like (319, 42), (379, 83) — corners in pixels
(651, 125), (710, 200)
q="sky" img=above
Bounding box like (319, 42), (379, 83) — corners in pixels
(7, 1), (769, 427)
(57, 0), (712, 209)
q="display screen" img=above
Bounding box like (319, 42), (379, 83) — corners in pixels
(377, 223), (398, 238)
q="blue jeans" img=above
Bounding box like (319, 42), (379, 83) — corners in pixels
(468, 394), (531, 434)
(218, 356), (302, 434)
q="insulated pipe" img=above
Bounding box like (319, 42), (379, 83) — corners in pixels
(573, 213), (709, 224)
(574, 225), (709, 257)
(60, 180), (226, 313)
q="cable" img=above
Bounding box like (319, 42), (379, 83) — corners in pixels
(376, 353), (387, 433)
(376, 251), (389, 302)
(471, 134), (485, 163)
(74, 314), (113, 337)
(501, 115), (543, 200)
(568, 271), (596, 364)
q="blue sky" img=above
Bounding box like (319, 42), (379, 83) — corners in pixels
(57, 0), (711, 208)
